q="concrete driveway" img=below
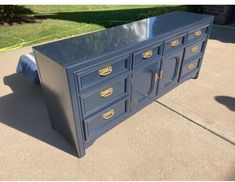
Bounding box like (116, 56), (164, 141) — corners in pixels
(0, 26), (235, 180)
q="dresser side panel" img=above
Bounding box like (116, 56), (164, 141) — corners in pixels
(33, 50), (83, 156)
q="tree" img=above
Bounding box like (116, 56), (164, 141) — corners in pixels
(0, 5), (15, 21)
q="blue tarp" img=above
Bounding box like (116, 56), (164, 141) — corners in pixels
(16, 52), (40, 85)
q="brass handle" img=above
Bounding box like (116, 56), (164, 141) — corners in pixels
(100, 87), (113, 98)
(194, 30), (202, 37)
(160, 70), (165, 79)
(191, 45), (199, 53)
(142, 50), (153, 59)
(99, 66), (112, 76)
(170, 39), (179, 47)
(187, 63), (195, 70)
(155, 73), (159, 81)
(155, 71), (164, 81)
(102, 109), (115, 120)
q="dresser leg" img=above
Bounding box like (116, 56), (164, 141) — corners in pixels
(51, 124), (55, 130)
(76, 147), (86, 158)
(192, 71), (200, 79)
(192, 75), (198, 79)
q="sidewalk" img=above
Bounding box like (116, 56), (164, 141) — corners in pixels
(0, 26), (235, 180)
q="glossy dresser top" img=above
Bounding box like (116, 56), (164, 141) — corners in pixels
(33, 11), (213, 67)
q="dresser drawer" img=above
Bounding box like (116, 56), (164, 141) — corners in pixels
(81, 77), (127, 118)
(187, 24), (209, 42)
(84, 99), (127, 139)
(184, 40), (205, 60)
(180, 57), (200, 79)
(164, 34), (185, 54)
(133, 43), (161, 67)
(77, 54), (130, 90)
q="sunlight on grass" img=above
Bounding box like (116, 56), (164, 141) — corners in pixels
(0, 5), (187, 51)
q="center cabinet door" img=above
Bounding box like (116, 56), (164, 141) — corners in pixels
(131, 59), (161, 111)
(157, 50), (184, 96)
(131, 45), (161, 111)
(131, 43), (162, 111)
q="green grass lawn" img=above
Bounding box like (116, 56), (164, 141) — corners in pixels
(0, 5), (188, 52)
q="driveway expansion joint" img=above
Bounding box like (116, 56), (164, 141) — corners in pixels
(155, 100), (235, 146)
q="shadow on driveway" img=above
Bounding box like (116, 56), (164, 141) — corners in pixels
(0, 73), (77, 157)
(215, 96), (235, 112)
(210, 25), (235, 44)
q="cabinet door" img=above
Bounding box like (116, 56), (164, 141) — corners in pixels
(131, 60), (161, 110)
(157, 50), (183, 96)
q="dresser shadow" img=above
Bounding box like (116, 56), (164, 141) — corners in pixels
(210, 25), (235, 44)
(215, 96), (235, 112)
(0, 73), (77, 157)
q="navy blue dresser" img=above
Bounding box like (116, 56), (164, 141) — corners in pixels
(33, 11), (214, 157)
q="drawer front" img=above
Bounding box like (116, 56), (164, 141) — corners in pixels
(81, 77), (127, 118)
(184, 40), (205, 60)
(133, 43), (161, 67)
(84, 99), (127, 139)
(164, 34), (185, 54)
(180, 57), (200, 79)
(187, 24), (209, 42)
(78, 55), (129, 90)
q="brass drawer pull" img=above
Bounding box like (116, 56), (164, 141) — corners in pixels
(142, 50), (153, 59)
(170, 39), (179, 47)
(102, 109), (115, 120)
(191, 45), (199, 53)
(100, 87), (113, 98)
(187, 63), (195, 70)
(194, 30), (202, 37)
(99, 66), (112, 76)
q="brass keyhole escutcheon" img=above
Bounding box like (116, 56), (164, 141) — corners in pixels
(142, 50), (153, 59)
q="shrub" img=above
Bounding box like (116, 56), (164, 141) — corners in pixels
(0, 5), (15, 20)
